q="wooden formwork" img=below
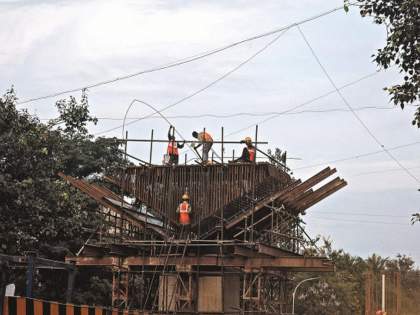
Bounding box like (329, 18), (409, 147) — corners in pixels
(116, 163), (292, 226)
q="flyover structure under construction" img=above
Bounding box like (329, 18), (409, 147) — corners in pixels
(60, 144), (347, 314)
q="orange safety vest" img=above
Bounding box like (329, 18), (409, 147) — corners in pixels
(167, 141), (179, 155)
(179, 202), (191, 225)
(248, 147), (255, 162)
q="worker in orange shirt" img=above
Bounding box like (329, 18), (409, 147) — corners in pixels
(167, 126), (185, 165)
(192, 130), (213, 164)
(177, 192), (192, 234)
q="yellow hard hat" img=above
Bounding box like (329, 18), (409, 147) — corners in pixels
(243, 137), (252, 143)
(182, 192), (190, 200)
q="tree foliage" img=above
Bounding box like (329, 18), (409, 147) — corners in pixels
(412, 213), (420, 224)
(356, 0), (420, 126)
(0, 87), (125, 303)
(294, 238), (420, 315)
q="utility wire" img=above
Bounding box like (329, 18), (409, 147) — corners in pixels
(37, 105), (393, 121)
(16, 4), (348, 106)
(294, 140), (420, 170)
(352, 165), (420, 177)
(120, 98), (200, 159)
(174, 29), (291, 159)
(226, 71), (379, 137)
(296, 25), (420, 185)
(314, 210), (411, 218)
(309, 217), (409, 226)
(94, 28), (290, 136)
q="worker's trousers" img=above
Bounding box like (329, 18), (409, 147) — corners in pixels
(202, 142), (213, 163)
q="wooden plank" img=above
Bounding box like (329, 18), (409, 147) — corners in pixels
(233, 246), (267, 258)
(16, 297), (25, 315)
(257, 243), (301, 257)
(59, 173), (168, 238)
(224, 275), (240, 313)
(198, 277), (222, 313)
(72, 255), (334, 271)
(282, 167), (336, 203)
(300, 180), (347, 211)
(286, 188), (313, 205)
(225, 181), (301, 230)
(295, 177), (345, 210)
(34, 299), (43, 315)
(158, 275), (177, 312)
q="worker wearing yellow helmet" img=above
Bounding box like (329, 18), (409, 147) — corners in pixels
(234, 137), (255, 163)
(177, 192), (192, 226)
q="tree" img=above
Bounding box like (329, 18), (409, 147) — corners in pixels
(295, 238), (367, 315)
(355, 0), (420, 126)
(411, 213), (420, 224)
(295, 238), (420, 315)
(0, 87), (125, 302)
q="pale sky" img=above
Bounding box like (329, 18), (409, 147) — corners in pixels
(1, 0), (419, 264)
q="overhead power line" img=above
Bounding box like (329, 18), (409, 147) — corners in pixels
(314, 210), (411, 218)
(353, 165), (420, 177)
(226, 71), (379, 137)
(38, 105), (392, 121)
(294, 140), (420, 170)
(296, 25), (420, 186)
(95, 70), (378, 136)
(309, 217), (409, 226)
(16, 4), (348, 106)
(94, 28), (290, 136)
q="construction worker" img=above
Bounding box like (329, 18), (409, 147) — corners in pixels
(234, 137), (256, 163)
(176, 192), (192, 234)
(192, 130), (213, 164)
(166, 126), (185, 165)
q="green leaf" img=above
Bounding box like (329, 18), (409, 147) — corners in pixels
(344, 4), (349, 13)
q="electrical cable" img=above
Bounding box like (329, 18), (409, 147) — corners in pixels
(314, 211), (411, 218)
(352, 165), (420, 177)
(37, 105), (394, 121)
(294, 140), (420, 170)
(120, 98), (200, 159)
(225, 71), (379, 137)
(308, 217), (409, 226)
(94, 28), (290, 136)
(296, 25), (420, 185)
(16, 4), (348, 105)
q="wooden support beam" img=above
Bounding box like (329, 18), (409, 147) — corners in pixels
(82, 244), (110, 257)
(0, 254), (75, 270)
(108, 244), (139, 257)
(295, 177), (342, 208)
(116, 138), (268, 145)
(298, 178), (347, 211)
(282, 167), (336, 204)
(233, 246), (266, 258)
(226, 180), (301, 230)
(233, 212), (273, 238)
(66, 256), (120, 267)
(59, 172), (168, 239)
(286, 188), (313, 205)
(69, 255), (334, 272)
(256, 244), (301, 258)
